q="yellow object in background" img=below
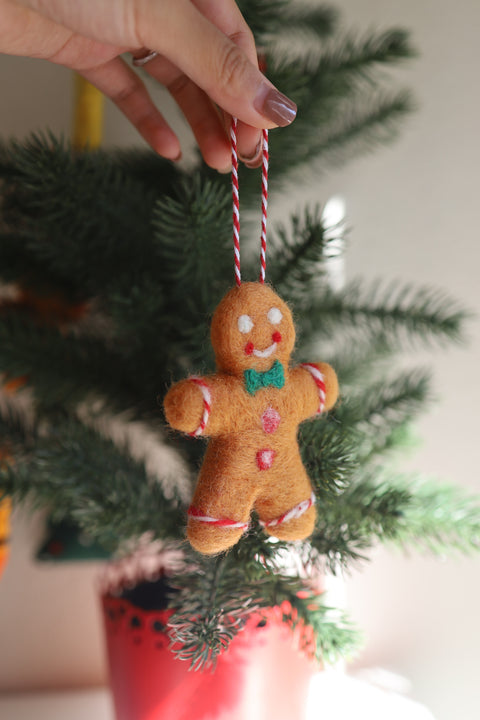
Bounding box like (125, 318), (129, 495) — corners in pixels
(72, 74), (104, 150)
(0, 496), (11, 580)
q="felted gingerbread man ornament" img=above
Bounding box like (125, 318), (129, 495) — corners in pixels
(164, 281), (338, 555)
(164, 122), (338, 555)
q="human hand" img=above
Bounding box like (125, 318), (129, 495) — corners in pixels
(1, 0), (297, 170)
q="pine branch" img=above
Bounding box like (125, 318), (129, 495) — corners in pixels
(311, 476), (412, 572)
(169, 552), (361, 670)
(0, 232), (63, 290)
(153, 175), (231, 300)
(313, 28), (415, 77)
(0, 134), (172, 299)
(214, 26), (415, 200)
(239, 0), (338, 46)
(282, 592), (362, 665)
(307, 91), (415, 165)
(269, 28), (415, 102)
(313, 334), (395, 387)
(0, 312), (141, 412)
(0, 418), (184, 548)
(104, 275), (179, 392)
(152, 174), (234, 368)
(333, 369), (431, 458)
(265, 89), (414, 182)
(389, 476), (480, 555)
(300, 417), (359, 499)
(169, 556), (255, 670)
(253, 29), (414, 181)
(0, 391), (37, 452)
(267, 205), (344, 299)
(297, 280), (469, 350)
(311, 472), (480, 572)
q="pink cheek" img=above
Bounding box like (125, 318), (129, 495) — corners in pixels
(244, 341), (254, 356)
(272, 331), (282, 343)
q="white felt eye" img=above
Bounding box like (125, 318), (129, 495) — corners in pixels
(238, 314), (254, 334)
(267, 307), (283, 325)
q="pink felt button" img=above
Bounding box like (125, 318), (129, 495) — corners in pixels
(261, 407), (281, 434)
(256, 449), (276, 470)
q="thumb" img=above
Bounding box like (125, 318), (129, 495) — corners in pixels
(137, 0), (297, 129)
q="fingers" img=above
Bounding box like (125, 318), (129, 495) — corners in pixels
(191, 0), (263, 163)
(192, 0), (257, 63)
(144, 54), (230, 170)
(81, 56), (181, 160)
(7, 0), (296, 167)
(144, 53), (260, 171)
(135, 0), (297, 131)
(0, 0), (70, 57)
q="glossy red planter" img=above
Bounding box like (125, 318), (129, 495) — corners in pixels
(102, 594), (318, 720)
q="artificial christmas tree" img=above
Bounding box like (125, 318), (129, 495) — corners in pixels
(0, 1), (479, 717)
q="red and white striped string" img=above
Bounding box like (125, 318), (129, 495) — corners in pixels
(231, 118), (269, 286)
(259, 128), (269, 282)
(231, 118), (241, 286)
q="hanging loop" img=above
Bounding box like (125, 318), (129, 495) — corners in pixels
(230, 118), (269, 286)
(259, 128), (269, 283)
(231, 118), (241, 287)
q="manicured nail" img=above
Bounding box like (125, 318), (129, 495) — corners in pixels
(254, 86), (297, 127)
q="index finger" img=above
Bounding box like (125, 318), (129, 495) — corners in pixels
(191, 0), (264, 164)
(136, 0), (297, 130)
(192, 0), (257, 65)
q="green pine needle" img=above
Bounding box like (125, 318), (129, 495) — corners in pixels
(268, 205), (344, 299)
(300, 418), (359, 498)
(297, 280), (469, 349)
(0, 419), (184, 548)
(168, 553), (361, 670)
(334, 368), (431, 435)
(389, 476), (480, 555)
(239, 0), (338, 48)
(311, 472), (480, 573)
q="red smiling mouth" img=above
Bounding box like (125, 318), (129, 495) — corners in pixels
(245, 332), (282, 357)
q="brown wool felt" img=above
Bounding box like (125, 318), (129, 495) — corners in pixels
(163, 283), (339, 555)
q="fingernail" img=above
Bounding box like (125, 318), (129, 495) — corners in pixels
(254, 86), (297, 127)
(217, 165), (232, 175)
(239, 137), (262, 168)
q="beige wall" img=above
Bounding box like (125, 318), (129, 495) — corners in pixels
(0, 2), (479, 718)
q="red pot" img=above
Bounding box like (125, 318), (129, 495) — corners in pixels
(102, 594), (318, 720)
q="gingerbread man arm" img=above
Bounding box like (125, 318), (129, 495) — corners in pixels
(289, 362), (339, 421)
(164, 374), (250, 437)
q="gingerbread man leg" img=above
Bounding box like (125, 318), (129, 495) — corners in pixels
(254, 456), (316, 542)
(187, 443), (259, 555)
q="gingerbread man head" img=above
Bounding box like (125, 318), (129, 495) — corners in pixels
(210, 282), (296, 375)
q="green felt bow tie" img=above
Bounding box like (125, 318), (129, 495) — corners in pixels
(244, 360), (285, 395)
